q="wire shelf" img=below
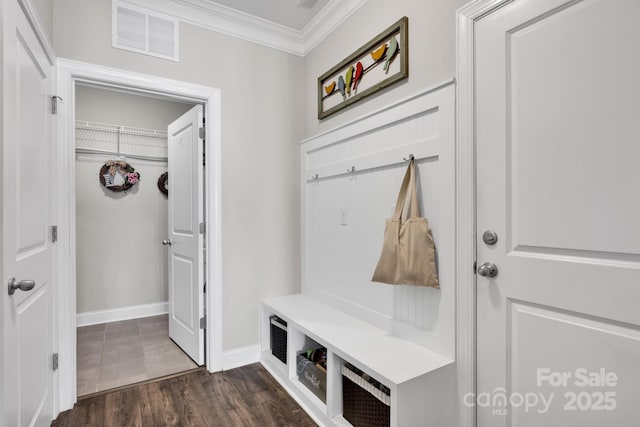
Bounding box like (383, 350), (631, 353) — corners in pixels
(75, 120), (168, 160)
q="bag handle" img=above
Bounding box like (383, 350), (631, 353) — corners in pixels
(392, 158), (420, 220)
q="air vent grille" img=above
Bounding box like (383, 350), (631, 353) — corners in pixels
(113, 1), (179, 62)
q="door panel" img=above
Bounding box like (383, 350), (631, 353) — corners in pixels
(18, 288), (51, 426)
(167, 105), (204, 365)
(171, 255), (194, 328)
(3, 0), (55, 425)
(476, 0), (640, 425)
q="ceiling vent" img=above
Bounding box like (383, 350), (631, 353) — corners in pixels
(112, 1), (179, 62)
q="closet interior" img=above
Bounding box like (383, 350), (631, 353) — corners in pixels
(74, 85), (199, 396)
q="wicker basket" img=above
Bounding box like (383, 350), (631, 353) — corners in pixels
(342, 364), (391, 427)
(270, 316), (287, 364)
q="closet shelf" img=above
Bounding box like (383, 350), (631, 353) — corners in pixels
(75, 120), (168, 139)
(75, 120), (168, 162)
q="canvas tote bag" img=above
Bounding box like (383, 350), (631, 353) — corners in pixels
(371, 158), (439, 288)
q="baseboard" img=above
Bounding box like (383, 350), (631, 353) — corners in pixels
(222, 344), (260, 370)
(76, 302), (169, 327)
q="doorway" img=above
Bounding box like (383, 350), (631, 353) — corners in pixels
(74, 84), (199, 395)
(56, 59), (223, 412)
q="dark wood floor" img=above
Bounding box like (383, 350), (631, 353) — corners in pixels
(52, 363), (317, 427)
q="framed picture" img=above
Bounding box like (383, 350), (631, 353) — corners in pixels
(317, 16), (408, 120)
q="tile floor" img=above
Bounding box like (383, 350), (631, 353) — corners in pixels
(76, 314), (198, 396)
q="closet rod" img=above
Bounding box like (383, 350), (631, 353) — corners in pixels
(75, 148), (168, 163)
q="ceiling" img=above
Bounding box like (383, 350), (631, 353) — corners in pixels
(128, 0), (367, 55)
(205, 0), (331, 31)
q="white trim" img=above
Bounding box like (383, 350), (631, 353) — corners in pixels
(16, 0), (56, 63)
(76, 302), (169, 327)
(55, 58), (224, 412)
(300, 78), (456, 145)
(124, 0), (367, 56)
(300, 0), (369, 54)
(455, 1), (512, 426)
(222, 345), (260, 371)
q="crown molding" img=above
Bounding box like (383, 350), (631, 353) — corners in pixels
(301, 0), (368, 54)
(120, 0), (367, 56)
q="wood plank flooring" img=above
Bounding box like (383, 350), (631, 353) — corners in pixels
(52, 363), (317, 427)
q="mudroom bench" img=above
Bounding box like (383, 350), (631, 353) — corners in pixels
(260, 294), (455, 427)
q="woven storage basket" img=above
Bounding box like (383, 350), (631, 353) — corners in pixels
(342, 365), (390, 427)
(270, 316), (287, 364)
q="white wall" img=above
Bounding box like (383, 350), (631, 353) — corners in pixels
(303, 0), (466, 138)
(53, 0), (304, 350)
(74, 86), (192, 315)
(75, 156), (170, 314)
(76, 85), (193, 129)
(52, 0), (463, 353)
(301, 84), (456, 357)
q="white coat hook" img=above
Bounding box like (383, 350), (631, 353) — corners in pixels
(347, 166), (356, 173)
(311, 174), (319, 180)
(403, 154), (415, 162)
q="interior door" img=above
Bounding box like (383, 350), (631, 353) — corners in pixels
(2, 0), (55, 426)
(167, 105), (205, 365)
(476, 0), (640, 425)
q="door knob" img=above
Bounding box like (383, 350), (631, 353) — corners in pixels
(477, 262), (498, 278)
(162, 239), (172, 246)
(8, 277), (36, 296)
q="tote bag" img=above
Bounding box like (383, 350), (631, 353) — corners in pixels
(371, 158), (439, 288)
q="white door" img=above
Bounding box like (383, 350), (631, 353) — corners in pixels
(2, 0), (55, 426)
(476, 0), (640, 425)
(167, 105), (205, 365)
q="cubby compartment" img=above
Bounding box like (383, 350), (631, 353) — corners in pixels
(295, 336), (328, 404)
(269, 315), (287, 364)
(341, 363), (391, 427)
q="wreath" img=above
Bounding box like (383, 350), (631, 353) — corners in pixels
(99, 160), (140, 193)
(157, 172), (168, 196)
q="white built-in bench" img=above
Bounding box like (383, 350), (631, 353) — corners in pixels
(260, 294), (455, 427)
(265, 82), (457, 426)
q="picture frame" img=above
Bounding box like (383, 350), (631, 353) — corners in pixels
(317, 16), (409, 120)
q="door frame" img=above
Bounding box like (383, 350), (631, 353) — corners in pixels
(456, 1), (512, 426)
(55, 58), (223, 412)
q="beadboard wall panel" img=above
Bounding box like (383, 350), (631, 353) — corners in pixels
(300, 81), (455, 357)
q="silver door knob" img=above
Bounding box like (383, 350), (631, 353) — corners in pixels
(8, 277), (36, 296)
(477, 262), (498, 278)
(162, 239), (172, 246)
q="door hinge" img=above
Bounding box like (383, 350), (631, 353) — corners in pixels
(199, 222), (206, 234)
(199, 126), (205, 140)
(51, 96), (63, 115)
(51, 225), (58, 243)
(200, 316), (206, 329)
(52, 353), (59, 371)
